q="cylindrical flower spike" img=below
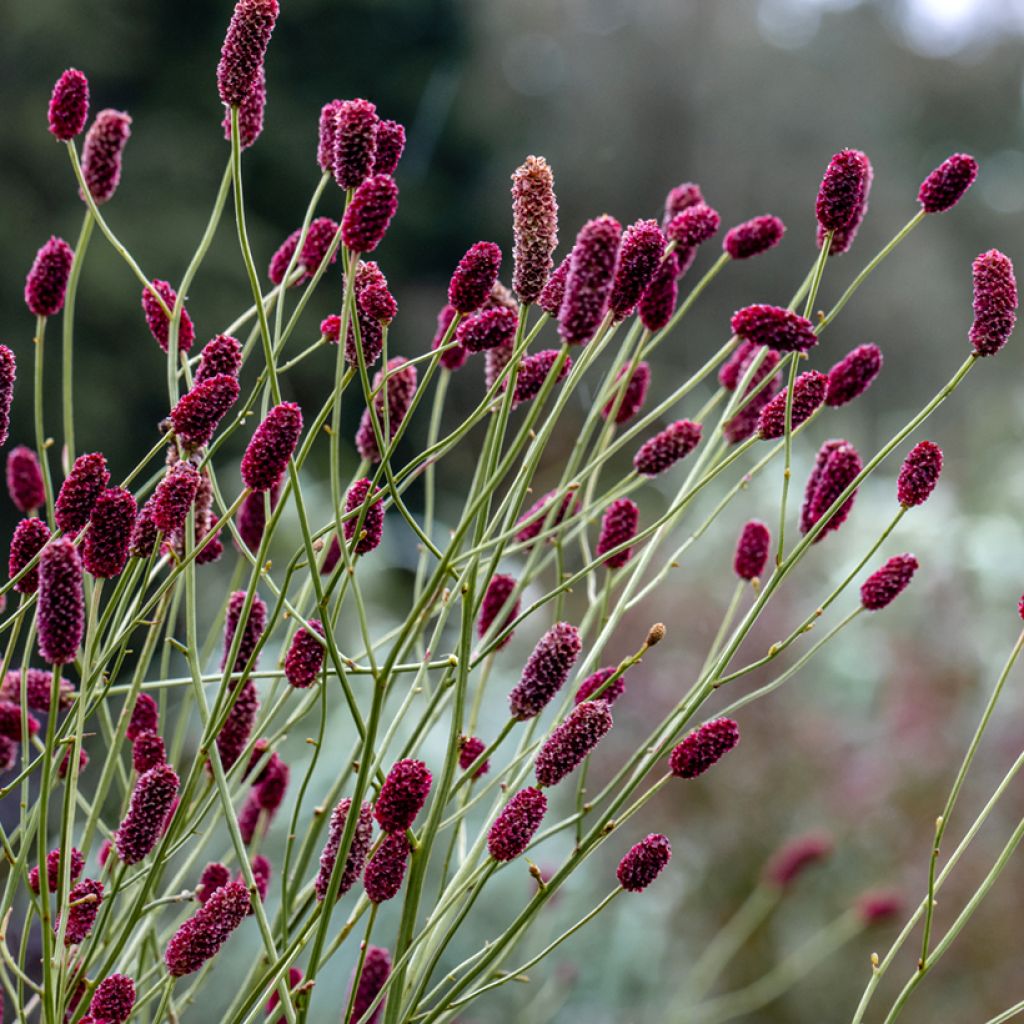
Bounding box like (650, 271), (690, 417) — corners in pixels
(283, 619), (326, 688)
(514, 489), (579, 546)
(1, 668), (74, 711)
(9, 517), (51, 594)
(616, 833), (671, 892)
(217, 0), (279, 108)
(534, 699), (613, 787)
(132, 732), (166, 774)
(348, 946), (391, 1024)
(733, 520), (771, 581)
(800, 439), (862, 541)
(637, 250), (680, 332)
(317, 99), (342, 172)
(537, 254), (570, 320)
(860, 554), (919, 611)
(0, 346), (14, 449)
(142, 280), (195, 354)
(757, 370), (828, 439)
(235, 483), (278, 556)
(596, 498), (639, 570)
(970, 249), (1018, 357)
(512, 155), (558, 304)
(164, 880), (250, 976)
(341, 174), (399, 254)
(29, 847), (84, 894)
(48, 69), (89, 141)
(59, 878), (103, 945)
(458, 735), (490, 778)
(223, 64), (265, 150)
(431, 304), (465, 371)
(25, 236), (75, 318)
(763, 831), (833, 888)
(152, 462), (200, 536)
(374, 759), (432, 833)
(449, 241), (503, 314)
(195, 334), (242, 385)
(315, 798), (374, 901)
(724, 214), (785, 259)
(508, 622), (582, 720)
(355, 358), (417, 463)
(488, 786), (547, 861)
(360, 282), (398, 325)
(897, 440), (943, 508)
(819, 151), (873, 256)
(114, 763), (180, 865)
(89, 973), (135, 1023)
(343, 478), (384, 555)
(558, 215), (621, 346)
(455, 306), (518, 354)
(216, 680), (259, 773)
(241, 402), (302, 492)
(816, 149), (872, 233)
(127, 694), (159, 741)
(37, 539), (84, 665)
(575, 666), (627, 706)
(633, 419), (702, 477)
(170, 374), (240, 451)
(0, 701), (39, 741)
(825, 343), (883, 407)
(663, 182), (704, 225)
(918, 153), (978, 214)
(374, 119), (406, 176)
(505, 349), (570, 408)
(81, 110), (132, 204)
(608, 220), (666, 322)
(363, 833), (410, 904)
(268, 218), (341, 287)
(6, 446), (45, 514)
(666, 203), (720, 248)
(669, 718), (740, 778)
(477, 573), (520, 649)
(731, 305), (817, 353)
(857, 890), (905, 925)
(331, 98), (379, 190)
(83, 487), (136, 579)
(222, 591), (267, 673)
(602, 363), (650, 424)
(55, 452), (109, 534)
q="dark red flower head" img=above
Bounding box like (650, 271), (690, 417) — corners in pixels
(315, 798), (374, 902)
(266, 967), (304, 1023)
(83, 487), (136, 579)
(195, 334), (242, 385)
(222, 590), (267, 673)
(234, 483), (278, 555)
(857, 889), (904, 925)
(127, 693), (159, 741)
(29, 846), (84, 894)
(633, 419), (701, 477)
(114, 762), (179, 865)
(637, 249), (680, 332)
(431, 304), (466, 371)
(477, 573), (520, 648)
(897, 440), (943, 508)
(344, 478), (385, 555)
(816, 149), (872, 233)
(669, 718), (740, 778)
(455, 306), (518, 354)
(506, 349), (570, 408)
(617, 833), (671, 892)
(283, 619), (326, 689)
(269, 218), (340, 288)
(374, 119), (406, 176)
(142, 280), (195, 355)
(0, 346), (14, 449)
(514, 489), (578, 546)
(537, 254), (570, 320)
(37, 538), (84, 665)
(89, 974), (135, 1023)
(508, 622), (581, 720)
(360, 282), (398, 324)
(25, 236), (75, 318)
(363, 832), (410, 904)
(608, 219), (666, 322)
(860, 554), (918, 611)
(733, 520), (771, 581)
(341, 174), (399, 254)
(355, 358), (417, 463)
(132, 731), (166, 774)
(724, 214), (786, 259)
(559, 215), (622, 346)
(348, 946), (391, 1024)
(596, 498), (639, 570)
(763, 831), (833, 888)
(152, 461), (200, 536)
(48, 69), (89, 141)
(164, 879), (250, 975)
(512, 155), (559, 304)
(757, 370), (828, 439)
(666, 203), (720, 248)
(9, 517), (51, 594)
(332, 98), (379, 190)
(0, 700), (39, 741)
(374, 758), (432, 833)
(458, 735), (490, 778)
(81, 110), (132, 204)
(800, 439), (862, 541)
(575, 666), (627, 706)
(534, 699), (613, 787)
(216, 681), (259, 773)
(819, 151), (873, 256)
(170, 374), (240, 451)
(55, 452), (109, 534)
(222, 64), (265, 149)
(317, 99), (343, 173)
(488, 786), (547, 861)
(449, 241), (503, 314)
(602, 362), (650, 424)
(918, 153), (978, 214)
(663, 182), (704, 225)
(1, 667), (74, 712)
(217, 0), (279, 108)
(59, 878), (103, 945)
(241, 402), (302, 492)
(731, 305), (817, 353)
(970, 249), (1018, 357)
(6, 446), (45, 514)
(825, 343), (883, 407)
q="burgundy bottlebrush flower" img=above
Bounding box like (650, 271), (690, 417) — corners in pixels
(152, 462), (200, 536)
(363, 832), (410, 904)
(477, 573), (520, 648)
(534, 699), (613, 787)
(283, 619), (325, 688)
(663, 182), (704, 224)
(360, 283), (398, 325)
(268, 218), (340, 287)
(431, 304), (466, 371)
(331, 98), (379, 190)
(558, 215), (622, 346)
(340, 306), (385, 369)
(83, 487), (136, 579)
(485, 339), (515, 391)
(897, 440), (943, 508)
(266, 967), (304, 1024)
(637, 250), (680, 332)
(217, 0), (279, 107)
(1, 668), (74, 712)
(216, 680), (260, 773)
(860, 554), (919, 611)
(458, 735), (489, 778)
(608, 220), (666, 322)
(538, 254), (570, 319)
(816, 149), (871, 233)
(488, 786), (547, 861)
(267, 231), (300, 286)
(724, 214), (786, 260)
(918, 153), (978, 214)
(60, 750), (87, 780)
(718, 340), (771, 391)
(374, 758), (432, 833)
(81, 110), (132, 204)
(195, 334), (242, 385)
(800, 439), (862, 541)
(763, 832), (833, 888)
(575, 666), (626, 706)
(731, 304), (817, 353)
(235, 483), (279, 554)
(55, 452), (109, 534)
(315, 798), (374, 901)
(596, 498), (639, 570)
(633, 419), (701, 477)
(602, 363), (650, 424)
(59, 878), (103, 945)
(341, 174), (399, 254)
(0, 345), (14, 448)
(164, 879), (250, 976)
(825, 343), (883, 407)
(819, 152), (873, 255)
(222, 590), (267, 672)
(88, 973), (135, 1023)
(857, 890), (904, 925)
(512, 155), (558, 304)
(508, 622), (582, 720)
(0, 735), (16, 772)
(222, 63), (265, 149)
(757, 370), (828, 440)
(245, 854), (271, 909)
(733, 519), (771, 582)
(142, 280), (195, 354)
(37, 539), (84, 665)
(514, 489), (578, 546)
(241, 402), (302, 492)
(25, 236), (75, 318)
(455, 306), (518, 355)
(127, 693), (159, 741)
(170, 374), (240, 451)
(28, 847), (84, 894)
(317, 99), (342, 172)
(6, 446), (45, 514)
(355, 358), (417, 463)
(132, 731), (166, 774)
(48, 68), (89, 141)
(449, 241), (503, 314)
(666, 203), (720, 249)
(374, 119), (406, 175)
(343, 478), (384, 555)
(616, 833), (671, 892)
(9, 517), (51, 594)
(970, 249), (1018, 357)
(197, 862), (231, 904)
(505, 349), (570, 408)
(114, 763), (180, 865)
(0, 701), (40, 741)
(669, 718), (740, 779)
(348, 946), (391, 1024)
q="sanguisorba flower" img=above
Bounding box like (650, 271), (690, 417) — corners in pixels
(48, 68), (89, 141)
(857, 890), (905, 925)
(241, 402), (302, 492)
(897, 440), (943, 508)
(363, 833), (410, 904)
(374, 119), (406, 176)
(596, 498), (639, 570)
(723, 214), (786, 260)
(341, 174), (399, 254)
(114, 763), (180, 865)
(25, 236), (75, 318)
(662, 181), (704, 225)
(88, 973), (135, 1023)
(0, 701), (39, 741)
(477, 573), (520, 648)
(374, 758), (432, 833)
(55, 452), (109, 534)
(217, 0), (279, 108)
(506, 349), (571, 408)
(315, 798), (374, 901)
(152, 461), (200, 535)
(669, 718), (740, 778)
(6, 446), (45, 514)
(343, 477), (385, 555)
(800, 439), (862, 541)
(164, 879), (250, 976)
(10, 517), (52, 594)
(575, 666), (627, 705)
(763, 831), (833, 888)
(80, 110), (132, 205)
(348, 946), (391, 1024)
(633, 419), (702, 477)
(355, 358), (417, 463)
(488, 786), (547, 861)
(29, 847), (84, 894)
(455, 306), (519, 355)
(37, 538), (84, 665)
(222, 590), (268, 673)
(449, 241), (503, 314)
(195, 334), (242, 385)
(970, 249), (1018, 357)
(331, 98), (379, 190)
(508, 622), (582, 720)
(918, 153), (978, 214)
(1, 668), (73, 712)
(0, 346), (14, 449)
(602, 363), (650, 424)
(608, 220), (666, 322)
(616, 834), (671, 892)
(756, 370), (828, 440)
(512, 155), (558, 304)
(816, 148), (872, 235)
(665, 203), (720, 249)
(59, 878), (103, 945)
(83, 487), (137, 579)
(514, 489), (578, 546)
(142, 280), (195, 354)
(222, 64), (265, 149)
(268, 218), (340, 287)
(458, 735), (490, 777)
(733, 520), (771, 581)
(170, 373), (240, 451)
(558, 215), (622, 346)
(283, 619), (325, 688)
(860, 554), (919, 611)
(731, 304), (817, 353)
(537, 254), (570, 320)
(825, 343), (883, 407)
(132, 732), (166, 774)
(127, 693), (159, 741)
(637, 250), (680, 332)
(534, 699), (613, 787)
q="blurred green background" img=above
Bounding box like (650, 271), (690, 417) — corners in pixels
(4, 0), (1024, 1021)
